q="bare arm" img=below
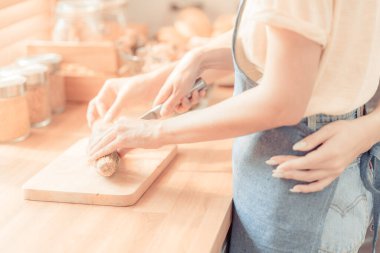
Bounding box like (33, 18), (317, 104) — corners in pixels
(88, 26), (324, 160)
(88, 30), (234, 125)
(158, 27), (322, 144)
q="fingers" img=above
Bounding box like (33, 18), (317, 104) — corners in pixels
(266, 155), (299, 165)
(90, 137), (121, 161)
(272, 168), (329, 183)
(189, 90), (199, 106)
(154, 77), (178, 117)
(95, 99), (107, 118)
(174, 90), (203, 114)
(293, 126), (332, 152)
(199, 89), (207, 97)
(175, 97), (191, 114)
(154, 79), (205, 117)
(161, 95), (179, 117)
(290, 176), (336, 193)
(86, 97), (111, 128)
(104, 94), (125, 123)
(87, 100), (98, 128)
(88, 128), (117, 158)
(153, 81), (172, 107)
(274, 146), (332, 172)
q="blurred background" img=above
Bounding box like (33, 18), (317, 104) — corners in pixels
(0, 1), (377, 252)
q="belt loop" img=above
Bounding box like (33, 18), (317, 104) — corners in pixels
(307, 114), (317, 131)
(357, 106), (364, 117)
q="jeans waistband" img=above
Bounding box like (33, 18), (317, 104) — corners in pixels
(302, 106), (365, 131)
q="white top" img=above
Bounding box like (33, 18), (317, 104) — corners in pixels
(237, 0), (380, 116)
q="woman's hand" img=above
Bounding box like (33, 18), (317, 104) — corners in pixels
(87, 75), (154, 128)
(266, 120), (375, 193)
(153, 49), (206, 117)
(87, 57), (207, 128)
(88, 117), (163, 161)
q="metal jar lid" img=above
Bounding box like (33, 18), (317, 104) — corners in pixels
(17, 64), (49, 86)
(0, 75), (26, 98)
(17, 54), (63, 73)
(0, 65), (20, 77)
(99, 0), (128, 10)
(56, 0), (101, 16)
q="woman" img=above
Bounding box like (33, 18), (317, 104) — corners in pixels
(88, 0), (380, 252)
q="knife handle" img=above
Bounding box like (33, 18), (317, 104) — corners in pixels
(186, 78), (208, 98)
(141, 78), (207, 119)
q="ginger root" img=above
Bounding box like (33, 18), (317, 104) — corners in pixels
(90, 121), (120, 177)
(96, 151), (120, 177)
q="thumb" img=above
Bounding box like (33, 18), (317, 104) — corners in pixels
(293, 127), (331, 151)
(160, 94), (179, 117)
(153, 83), (172, 107)
(104, 95), (125, 123)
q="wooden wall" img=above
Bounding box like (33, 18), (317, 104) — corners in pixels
(0, 0), (54, 66)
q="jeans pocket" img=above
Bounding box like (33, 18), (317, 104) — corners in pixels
(319, 162), (372, 253)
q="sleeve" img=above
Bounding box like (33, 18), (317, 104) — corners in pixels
(247, 0), (333, 47)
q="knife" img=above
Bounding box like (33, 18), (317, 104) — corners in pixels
(140, 78), (208, 120)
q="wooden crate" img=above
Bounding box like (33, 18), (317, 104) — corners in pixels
(27, 40), (119, 75)
(26, 40), (119, 102)
(0, 1), (119, 102)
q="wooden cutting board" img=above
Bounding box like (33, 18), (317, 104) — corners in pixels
(22, 138), (177, 206)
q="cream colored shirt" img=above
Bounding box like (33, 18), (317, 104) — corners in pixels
(237, 0), (380, 116)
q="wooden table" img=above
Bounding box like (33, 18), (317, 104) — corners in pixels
(0, 86), (233, 253)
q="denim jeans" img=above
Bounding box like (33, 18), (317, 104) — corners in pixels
(228, 1), (379, 252)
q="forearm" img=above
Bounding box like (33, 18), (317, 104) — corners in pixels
(194, 30), (234, 79)
(197, 47), (234, 72)
(159, 85), (294, 145)
(157, 27), (322, 145)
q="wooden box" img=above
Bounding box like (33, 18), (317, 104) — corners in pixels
(27, 40), (119, 102)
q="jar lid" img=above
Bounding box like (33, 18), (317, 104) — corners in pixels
(99, 0), (128, 9)
(17, 54), (62, 72)
(0, 75), (26, 98)
(56, 0), (101, 15)
(0, 65), (20, 77)
(17, 64), (48, 86)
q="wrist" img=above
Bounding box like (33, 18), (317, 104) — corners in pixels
(153, 119), (176, 147)
(190, 45), (233, 72)
(150, 120), (168, 148)
(353, 115), (380, 149)
(188, 47), (207, 74)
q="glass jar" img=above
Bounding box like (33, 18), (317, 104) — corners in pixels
(52, 0), (104, 42)
(18, 65), (52, 128)
(18, 54), (66, 114)
(98, 0), (128, 41)
(0, 76), (30, 143)
(52, 0), (129, 42)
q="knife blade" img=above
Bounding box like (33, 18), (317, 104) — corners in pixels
(140, 78), (207, 120)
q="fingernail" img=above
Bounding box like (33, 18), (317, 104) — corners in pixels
(290, 187), (301, 193)
(272, 170), (283, 178)
(265, 159), (279, 166)
(293, 141), (307, 150)
(274, 166), (284, 173)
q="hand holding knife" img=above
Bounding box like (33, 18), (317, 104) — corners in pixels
(90, 78), (208, 177)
